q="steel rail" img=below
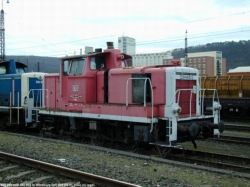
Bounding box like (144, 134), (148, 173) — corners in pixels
(210, 135), (250, 145)
(0, 151), (140, 187)
(168, 148), (250, 173)
(225, 124), (250, 131)
(167, 154), (250, 173)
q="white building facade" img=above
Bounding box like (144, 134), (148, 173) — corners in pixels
(118, 36), (136, 55)
(118, 36), (173, 66)
(132, 52), (173, 66)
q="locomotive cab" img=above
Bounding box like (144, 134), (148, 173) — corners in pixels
(0, 59), (27, 75)
(43, 42), (132, 111)
(0, 60), (27, 107)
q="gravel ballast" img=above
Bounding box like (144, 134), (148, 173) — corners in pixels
(0, 132), (250, 186)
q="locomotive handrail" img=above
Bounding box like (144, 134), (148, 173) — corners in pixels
(9, 92), (20, 124)
(125, 78), (154, 107)
(201, 88), (220, 116)
(28, 89), (49, 108)
(173, 88), (220, 118)
(175, 88), (196, 117)
(126, 77), (154, 132)
(175, 88), (197, 116)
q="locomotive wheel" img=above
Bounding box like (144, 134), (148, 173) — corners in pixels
(0, 119), (4, 130)
(0, 117), (10, 130)
(132, 141), (139, 153)
(39, 129), (44, 137)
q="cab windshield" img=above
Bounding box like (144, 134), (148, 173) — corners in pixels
(69, 59), (85, 75)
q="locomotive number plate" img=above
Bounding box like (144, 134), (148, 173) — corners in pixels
(72, 85), (79, 91)
(180, 75), (193, 80)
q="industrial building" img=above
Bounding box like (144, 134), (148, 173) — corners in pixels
(118, 36), (226, 76)
(165, 51), (227, 76)
(227, 66), (250, 76)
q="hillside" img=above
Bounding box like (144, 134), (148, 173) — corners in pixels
(172, 40), (250, 71)
(5, 40), (250, 73)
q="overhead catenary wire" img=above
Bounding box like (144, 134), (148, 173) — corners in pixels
(4, 9), (250, 57)
(185, 10), (250, 24)
(7, 35), (115, 51)
(136, 28), (250, 46)
(6, 27), (250, 58)
(5, 26), (250, 57)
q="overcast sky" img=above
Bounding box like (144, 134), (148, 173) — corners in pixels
(3, 0), (250, 57)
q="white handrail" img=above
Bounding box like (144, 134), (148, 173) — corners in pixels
(27, 89), (49, 108)
(170, 88), (220, 117)
(9, 92), (20, 124)
(126, 77), (154, 132)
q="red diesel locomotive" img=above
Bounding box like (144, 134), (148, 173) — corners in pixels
(25, 42), (225, 147)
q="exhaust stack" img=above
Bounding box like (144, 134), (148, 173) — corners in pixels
(107, 42), (114, 49)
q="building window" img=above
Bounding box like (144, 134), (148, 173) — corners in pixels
(193, 58), (196, 63)
(202, 64), (206, 68)
(202, 58), (206, 62)
(198, 58), (201, 62)
(198, 64), (201, 68)
(202, 69), (206, 74)
(193, 64), (196, 68)
(189, 59), (192, 63)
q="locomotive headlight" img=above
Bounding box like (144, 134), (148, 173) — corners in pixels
(173, 105), (182, 114)
(38, 76), (43, 80)
(213, 102), (222, 111)
(24, 96), (28, 104)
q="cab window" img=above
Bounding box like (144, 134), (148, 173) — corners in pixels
(90, 56), (105, 70)
(69, 59), (85, 75)
(0, 66), (6, 74)
(16, 67), (25, 74)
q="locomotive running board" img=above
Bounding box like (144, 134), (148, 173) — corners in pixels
(149, 142), (181, 147)
(177, 115), (215, 121)
(39, 109), (158, 124)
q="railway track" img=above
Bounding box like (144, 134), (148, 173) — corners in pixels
(225, 124), (250, 131)
(0, 151), (140, 187)
(167, 148), (250, 175)
(210, 135), (250, 145)
(1, 130), (250, 182)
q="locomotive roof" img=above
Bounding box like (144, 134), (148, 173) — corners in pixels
(59, 51), (132, 60)
(59, 52), (110, 60)
(0, 61), (27, 67)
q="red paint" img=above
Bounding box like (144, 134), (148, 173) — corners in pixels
(44, 45), (196, 119)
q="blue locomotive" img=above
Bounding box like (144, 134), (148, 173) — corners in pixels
(0, 59), (46, 128)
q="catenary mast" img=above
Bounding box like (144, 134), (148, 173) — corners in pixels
(0, 0), (9, 62)
(184, 30), (188, 67)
